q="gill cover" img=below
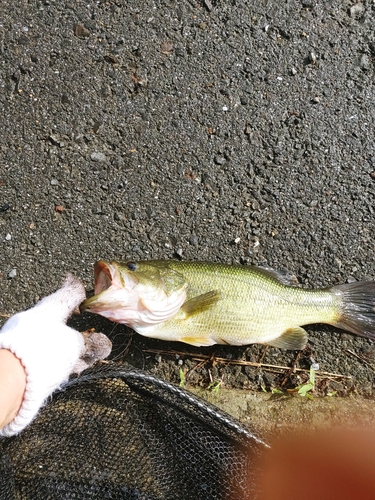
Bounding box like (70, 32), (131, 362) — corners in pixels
(81, 260), (188, 328)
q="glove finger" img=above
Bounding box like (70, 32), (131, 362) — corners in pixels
(72, 331), (112, 374)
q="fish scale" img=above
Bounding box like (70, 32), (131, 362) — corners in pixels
(142, 261), (337, 346)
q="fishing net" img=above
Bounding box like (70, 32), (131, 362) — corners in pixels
(0, 362), (267, 500)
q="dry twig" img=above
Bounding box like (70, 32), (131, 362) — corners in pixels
(344, 349), (375, 372)
(144, 348), (352, 380)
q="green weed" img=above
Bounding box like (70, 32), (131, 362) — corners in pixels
(208, 380), (222, 395)
(296, 365), (315, 399)
(179, 368), (186, 388)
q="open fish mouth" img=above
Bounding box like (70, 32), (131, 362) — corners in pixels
(94, 261), (120, 295)
(80, 261), (124, 313)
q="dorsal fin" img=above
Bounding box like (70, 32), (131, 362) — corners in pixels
(254, 266), (299, 286)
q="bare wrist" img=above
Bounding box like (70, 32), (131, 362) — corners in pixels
(0, 349), (26, 430)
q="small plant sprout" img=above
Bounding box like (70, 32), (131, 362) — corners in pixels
(258, 373), (268, 393)
(326, 390), (337, 397)
(208, 380), (223, 395)
(271, 387), (284, 395)
(297, 365), (315, 399)
(287, 365), (316, 399)
(179, 368), (186, 388)
(208, 370), (224, 394)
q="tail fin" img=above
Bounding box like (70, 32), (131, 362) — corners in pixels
(331, 280), (375, 340)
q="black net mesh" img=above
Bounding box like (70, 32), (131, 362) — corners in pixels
(0, 363), (267, 500)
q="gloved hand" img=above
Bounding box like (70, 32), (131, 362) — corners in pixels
(0, 274), (112, 437)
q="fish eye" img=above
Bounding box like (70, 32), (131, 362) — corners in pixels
(126, 261), (137, 271)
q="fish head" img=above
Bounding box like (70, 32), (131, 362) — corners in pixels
(80, 260), (188, 328)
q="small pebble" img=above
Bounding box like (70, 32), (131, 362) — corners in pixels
(214, 156), (226, 165)
(160, 40), (173, 54)
(75, 24), (90, 37)
(8, 269), (17, 279)
(360, 53), (370, 70)
(91, 152), (106, 162)
(50, 179), (59, 186)
(5, 233), (11, 241)
(175, 47), (185, 57)
(350, 3), (364, 18)
(203, 0), (213, 11)
(290, 67), (297, 75)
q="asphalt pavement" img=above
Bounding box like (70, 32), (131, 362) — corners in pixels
(1, 0), (375, 396)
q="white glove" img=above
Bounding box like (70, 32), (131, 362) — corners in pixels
(0, 274), (111, 437)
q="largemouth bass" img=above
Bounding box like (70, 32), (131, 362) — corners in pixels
(80, 260), (375, 349)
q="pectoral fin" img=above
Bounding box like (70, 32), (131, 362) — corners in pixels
(181, 290), (220, 318)
(265, 327), (308, 350)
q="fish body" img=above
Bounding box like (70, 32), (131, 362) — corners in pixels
(81, 260), (375, 349)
